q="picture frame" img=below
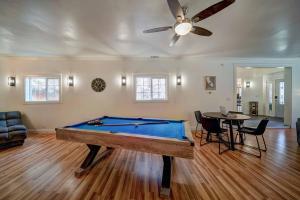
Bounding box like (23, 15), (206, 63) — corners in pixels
(204, 76), (216, 90)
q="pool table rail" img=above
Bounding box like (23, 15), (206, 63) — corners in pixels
(55, 121), (194, 159)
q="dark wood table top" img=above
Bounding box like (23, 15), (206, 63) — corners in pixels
(203, 112), (251, 120)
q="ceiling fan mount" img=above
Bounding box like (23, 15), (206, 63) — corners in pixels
(143, 0), (235, 46)
(181, 6), (188, 17)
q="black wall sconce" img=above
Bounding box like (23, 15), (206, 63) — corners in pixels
(8, 76), (16, 87)
(121, 76), (126, 86)
(68, 76), (74, 87)
(246, 81), (251, 88)
(177, 75), (182, 86)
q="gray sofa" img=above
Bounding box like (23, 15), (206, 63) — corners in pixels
(0, 111), (27, 149)
(297, 118), (300, 145)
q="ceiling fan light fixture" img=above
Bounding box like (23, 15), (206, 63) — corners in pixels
(174, 19), (192, 36)
(144, 0), (234, 45)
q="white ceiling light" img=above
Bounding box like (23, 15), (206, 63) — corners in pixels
(174, 19), (192, 36)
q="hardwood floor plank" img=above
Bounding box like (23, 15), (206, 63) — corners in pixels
(0, 129), (300, 200)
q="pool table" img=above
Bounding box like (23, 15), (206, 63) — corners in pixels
(56, 116), (194, 198)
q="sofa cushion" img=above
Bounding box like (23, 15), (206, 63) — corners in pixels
(0, 112), (6, 127)
(0, 120), (6, 127)
(0, 127), (8, 133)
(6, 111), (22, 127)
(8, 125), (27, 132)
(0, 132), (9, 142)
(6, 111), (21, 119)
(8, 130), (27, 141)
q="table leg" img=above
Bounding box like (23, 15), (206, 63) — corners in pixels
(237, 122), (244, 145)
(206, 132), (211, 142)
(229, 121), (235, 150)
(160, 155), (173, 198)
(75, 144), (113, 177)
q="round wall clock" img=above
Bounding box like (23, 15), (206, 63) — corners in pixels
(91, 78), (106, 92)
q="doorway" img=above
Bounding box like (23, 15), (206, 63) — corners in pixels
(234, 67), (292, 128)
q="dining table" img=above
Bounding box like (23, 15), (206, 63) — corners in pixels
(203, 112), (251, 150)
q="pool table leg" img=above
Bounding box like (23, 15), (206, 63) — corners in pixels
(160, 155), (173, 198)
(75, 144), (113, 178)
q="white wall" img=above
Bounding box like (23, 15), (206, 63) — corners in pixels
(0, 57), (235, 130)
(0, 57), (299, 130)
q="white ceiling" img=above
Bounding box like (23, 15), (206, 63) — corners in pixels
(0, 0), (299, 58)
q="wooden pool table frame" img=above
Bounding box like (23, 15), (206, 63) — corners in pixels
(55, 120), (194, 198)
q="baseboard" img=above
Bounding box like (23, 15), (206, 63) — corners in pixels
(28, 129), (55, 134)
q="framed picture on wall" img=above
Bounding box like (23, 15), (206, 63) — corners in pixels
(204, 76), (216, 90)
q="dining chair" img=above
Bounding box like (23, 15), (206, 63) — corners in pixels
(194, 111), (203, 138)
(201, 117), (230, 154)
(237, 118), (269, 158)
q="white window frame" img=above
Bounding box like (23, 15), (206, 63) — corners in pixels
(24, 74), (62, 104)
(134, 74), (169, 102)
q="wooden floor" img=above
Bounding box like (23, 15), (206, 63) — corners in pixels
(0, 129), (300, 200)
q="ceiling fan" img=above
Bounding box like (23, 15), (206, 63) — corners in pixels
(143, 0), (235, 46)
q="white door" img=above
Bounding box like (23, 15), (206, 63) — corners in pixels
(275, 79), (284, 118)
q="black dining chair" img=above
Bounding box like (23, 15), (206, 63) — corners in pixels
(201, 117), (230, 154)
(194, 111), (203, 137)
(237, 118), (269, 158)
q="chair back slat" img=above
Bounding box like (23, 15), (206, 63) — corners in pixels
(201, 117), (222, 133)
(256, 118), (269, 135)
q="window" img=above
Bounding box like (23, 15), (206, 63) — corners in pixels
(268, 82), (273, 112)
(25, 76), (61, 103)
(135, 75), (168, 101)
(279, 81), (285, 105)
(268, 83), (273, 104)
(236, 79), (242, 112)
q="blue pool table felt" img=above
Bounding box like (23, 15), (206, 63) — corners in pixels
(67, 116), (187, 140)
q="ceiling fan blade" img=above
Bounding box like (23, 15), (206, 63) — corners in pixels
(167, 0), (184, 20)
(192, 0), (235, 23)
(143, 26), (172, 33)
(191, 26), (213, 36)
(169, 34), (180, 47)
